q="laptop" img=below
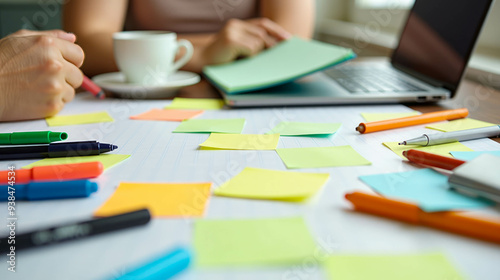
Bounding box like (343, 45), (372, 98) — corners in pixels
(221, 0), (494, 107)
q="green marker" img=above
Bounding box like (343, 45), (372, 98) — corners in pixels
(0, 131), (68, 145)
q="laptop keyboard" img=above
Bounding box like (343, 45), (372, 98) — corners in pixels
(325, 66), (425, 93)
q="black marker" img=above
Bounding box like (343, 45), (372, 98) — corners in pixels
(0, 209), (150, 253)
(0, 140), (118, 160)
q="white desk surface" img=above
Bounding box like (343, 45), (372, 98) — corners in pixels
(1, 93), (499, 280)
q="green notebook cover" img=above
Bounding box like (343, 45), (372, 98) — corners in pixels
(203, 37), (356, 94)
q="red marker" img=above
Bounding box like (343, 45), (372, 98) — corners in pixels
(82, 75), (105, 99)
(402, 149), (466, 171)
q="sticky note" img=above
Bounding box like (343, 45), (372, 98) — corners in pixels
(451, 151), (500, 161)
(324, 253), (465, 280)
(94, 182), (211, 217)
(203, 37), (355, 94)
(361, 111), (420, 122)
(267, 122), (341, 136)
(276, 146), (371, 169)
(22, 154), (130, 170)
(426, 118), (497, 132)
(166, 97), (224, 110)
(359, 168), (492, 212)
(214, 167), (329, 201)
(130, 108), (203, 121)
(173, 118), (245, 134)
(46, 111), (114, 126)
(200, 133), (279, 150)
(194, 217), (317, 266)
(383, 141), (473, 158)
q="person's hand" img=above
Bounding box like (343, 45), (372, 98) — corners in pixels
(200, 18), (292, 66)
(0, 29), (84, 121)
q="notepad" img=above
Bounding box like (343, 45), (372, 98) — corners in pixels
(130, 108), (203, 121)
(450, 150), (500, 161)
(173, 118), (245, 134)
(276, 146), (371, 169)
(166, 97), (224, 110)
(193, 217), (317, 267)
(94, 182), (211, 217)
(359, 168), (492, 212)
(266, 122), (341, 136)
(361, 112), (420, 122)
(324, 253), (464, 280)
(426, 118), (497, 132)
(199, 133), (279, 150)
(46, 111), (114, 126)
(383, 141), (474, 159)
(214, 167), (329, 201)
(22, 154), (130, 170)
(203, 37), (355, 94)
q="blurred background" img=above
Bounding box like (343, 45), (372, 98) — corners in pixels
(1, 0), (498, 88)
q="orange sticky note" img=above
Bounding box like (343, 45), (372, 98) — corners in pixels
(94, 182), (211, 218)
(130, 108), (203, 121)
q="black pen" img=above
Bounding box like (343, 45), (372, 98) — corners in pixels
(0, 140), (118, 160)
(0, 209), (151, 253)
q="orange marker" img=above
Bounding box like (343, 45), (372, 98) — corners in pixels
(402, 149), (466, 171)
(355, 108), (468, 134)
(345, 191), (500, 244)
(0, 161), (104, 185)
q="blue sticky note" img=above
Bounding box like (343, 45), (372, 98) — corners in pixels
(359, 169), (493, 212)
(450, 151), (500, 161)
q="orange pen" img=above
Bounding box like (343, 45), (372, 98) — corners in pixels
(0, 161), (104, 185)
(355, 108), (468, 134)
(402, 149), (466, 171)
(345, 191), (500, 244)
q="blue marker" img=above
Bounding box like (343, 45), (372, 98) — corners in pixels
(0, 179), (98, 201)
(112, 247), (191, 280)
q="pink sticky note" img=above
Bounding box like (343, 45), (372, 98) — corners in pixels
(130, 108), (203, 121)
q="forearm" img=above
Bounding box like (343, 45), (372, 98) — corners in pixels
(177, 33), (216, 73)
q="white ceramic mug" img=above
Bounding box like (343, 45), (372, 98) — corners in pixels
(113, 31), (193, 85)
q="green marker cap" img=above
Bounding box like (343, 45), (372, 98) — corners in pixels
(0, 131), (68, 145)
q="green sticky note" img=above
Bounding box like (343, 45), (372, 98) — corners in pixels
(324, 253), (465, 280)
(426, 118), (498, 132)
(22, 154), (130, 170)
(200, 133), (279, 150)
(361, 112), (420, 122)
(214, 167), (329, 201)
(166, 98), (224, 110)
(276, 146), (371, 169)
(194, 217), (317, 267)
(383, 141), (473, 159)
(46, 111), (114, 126)
(173, 118), (245, 134)
(267, 122), (341, 136)
(203, 37), (355, 94)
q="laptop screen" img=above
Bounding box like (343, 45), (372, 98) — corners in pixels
(391, 0), (492, 93)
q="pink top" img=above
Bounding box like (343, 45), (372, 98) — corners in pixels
(126, 0), (260, 33)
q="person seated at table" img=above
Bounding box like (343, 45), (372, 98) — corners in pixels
(63, 0), (315, 76)
(0, 30), (84, 122)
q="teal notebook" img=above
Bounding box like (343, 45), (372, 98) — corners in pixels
(203, 37), (356, 94)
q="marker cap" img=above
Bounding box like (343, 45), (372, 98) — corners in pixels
(0, 131), (68, 144)
(0, 179), (98, 201)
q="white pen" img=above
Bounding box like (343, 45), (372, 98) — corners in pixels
(399, 125), (500, 146)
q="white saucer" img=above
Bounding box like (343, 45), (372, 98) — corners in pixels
(92, 71), (200, 99)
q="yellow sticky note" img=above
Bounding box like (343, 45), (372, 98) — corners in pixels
(166, 97), (224, 110)
(276, 146), (371, 169)
(94, 182), (211, 217)
(426, 118), (497, 132)
(200, 133), (279, 150)
(361, 111), (420, 122)
(130, 108), (203, 121)
(22, 154), (130, 170)
(324, 253), (464, 280)
(46, 111), (114, 126)
(214, 167), (329, 201)
(194, 217), (318, 267)
(383, 141), (473, 159)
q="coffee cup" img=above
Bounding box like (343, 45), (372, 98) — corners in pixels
(113, 31), (193, 85)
